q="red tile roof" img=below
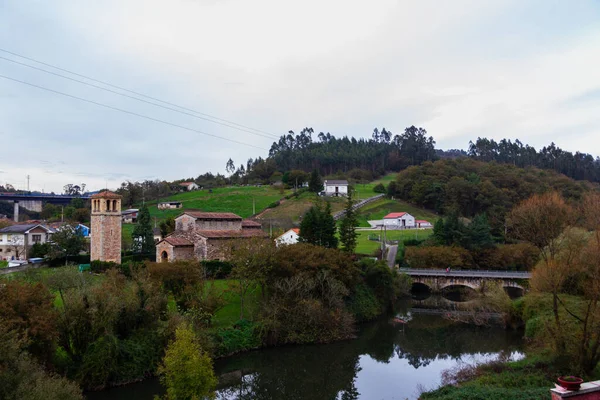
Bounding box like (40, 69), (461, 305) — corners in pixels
(91, 190), (122, 199)
(163, 236), (194, 246)
(383, 212), (407, 219)
(196, 229), (268, 239)
(242, 219), (262, 228)
(179, 182), (195, 186)
(183, 211), (242, 220)
(292, 228), (300, 234)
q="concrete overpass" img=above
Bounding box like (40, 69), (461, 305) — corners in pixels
(0, 193), (91, 221)
(399, 268), (530, 293)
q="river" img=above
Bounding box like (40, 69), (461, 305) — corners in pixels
(86, 297), (524, 400)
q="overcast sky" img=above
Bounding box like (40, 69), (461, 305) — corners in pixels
(1, 0), (600, 193)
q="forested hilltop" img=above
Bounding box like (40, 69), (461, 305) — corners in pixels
(391, 158), (595, 233)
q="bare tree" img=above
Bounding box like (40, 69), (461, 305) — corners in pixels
(7, 237), (26, 259)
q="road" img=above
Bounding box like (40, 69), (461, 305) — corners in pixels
(398, 268), (531, 279)
(386, 245), (398, 269)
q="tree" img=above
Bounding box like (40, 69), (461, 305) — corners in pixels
(387, 181), (397, 198)
(339, 193), (358, 253)
(48, 226), (85, 264)
(227, 237), (275, 319)
(373, 183), (385, 193)
(7, 237), (26, 259)
(132, 205), (155, 254)
(308, 170), (323, 193)
(225, 158), (235, 175)
(159, 217), (176, 238)
(157, 324), (217, 400)
(299, 201), (338, 249)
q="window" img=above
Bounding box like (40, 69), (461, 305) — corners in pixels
(32, 234), (42, 243)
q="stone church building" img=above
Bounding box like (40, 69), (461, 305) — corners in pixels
(156, 211), (267, 262)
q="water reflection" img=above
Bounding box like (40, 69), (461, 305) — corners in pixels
(86, 299), (524, 400)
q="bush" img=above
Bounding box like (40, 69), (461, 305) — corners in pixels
(47, 254), (91, 268)
(29, 242), (51, 258)
(347, 283), (381, 322)
(216, 319), (262, 356)
(404, 246), (472, 269)
(403, 238), (424, 247)
(267, 201), (280, 209)
(202, 260), (233, 279)
(373, 183), (386, 193)
(90, 260), (119, 273)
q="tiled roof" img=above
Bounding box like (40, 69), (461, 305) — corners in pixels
(196, 229), (268, 239)
(276, 228), (300, 239)
(163, 236), (193, 246)
(324, 180), (348, 185)
(242, 219), (262, 228)
(179, 182), (195, 186)
(183, 211), (242, 220)
(384, 212), (407, 219)
(91, 191), (122, 199)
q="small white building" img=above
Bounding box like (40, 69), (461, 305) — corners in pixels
(179, 182), (199, 191)
(323, 180), (348, 197)
(275, 228), (300, 246)
(121, 209), (139, 224)
(383, 212), (416, 228)
(158, 201), (183, 210)
(416, 220), (433, 228)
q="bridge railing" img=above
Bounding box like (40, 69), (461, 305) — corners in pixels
(398, 268), (531, 278)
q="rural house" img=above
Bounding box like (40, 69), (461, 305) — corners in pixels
(275, 228), (300, 246)
(383, 212), (416, 229)
(416, 220), (433, 228)
(179, 182), (199, 191)
(156, 211), (267, 262)
(0, 223), (54, 260)
(323, 180), (348, 197)
(158, 201), (183, 210)
(121, 209), (138, 223)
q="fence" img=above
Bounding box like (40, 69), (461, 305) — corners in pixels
(333, 194), (385, 220)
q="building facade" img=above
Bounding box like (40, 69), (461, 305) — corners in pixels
(275, 228), (300, 246)
(91, 191), (122, 264)
(0, 223), (54, 260)
(156, 211), (267, 262)
(323, 180), (349, 196)
(383, 212), (416, 228)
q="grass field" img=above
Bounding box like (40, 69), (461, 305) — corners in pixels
(258, 191), (346, 222)
(356, 198), (439, 227)
(354, 229), (433, 255)
(352, 172), (397, 198)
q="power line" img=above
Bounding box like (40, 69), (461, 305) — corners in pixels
(0, 55), (278, 140)
(0, 48), (280, 139)
(0, 73), (268, 151)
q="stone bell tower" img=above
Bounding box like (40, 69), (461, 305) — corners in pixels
(90, 191), (122, 264)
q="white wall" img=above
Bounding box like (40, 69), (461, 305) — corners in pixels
(276, 230), (299, 246)
(383, 213), (415, 227)
(324, 185), (348, 195)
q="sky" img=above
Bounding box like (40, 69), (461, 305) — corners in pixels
(1, 0), (600, 193)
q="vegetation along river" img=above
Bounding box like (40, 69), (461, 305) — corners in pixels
(86, 298), (524, 400)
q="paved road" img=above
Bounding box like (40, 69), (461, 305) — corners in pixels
(398, 268), (531, 279)
(386, 245), (398, 269)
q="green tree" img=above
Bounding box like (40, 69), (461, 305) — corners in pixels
(467, 214), (494, 250)
(339, 193), (358, 253)
(373, 183), (385, 193)
(132, 205), (155, 254)
(308, 170), (323, 193)
(158, 324), (217, 400)
(299, 201), (338, 248)
(48, 226), (85, 260)
(386, 181), (397, 198)
(159, 217), (176, 238)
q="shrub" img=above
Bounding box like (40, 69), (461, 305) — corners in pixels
(202, 260), (233, 279)
(403, 238), (424, 247)
(267, 201), (280, 209)
(404, 246), (472, 269)
(373, 183), (386, 193)
(216, 319), (262, 356)
(347, 283), (381, 322)
(90, 260), (119, 273)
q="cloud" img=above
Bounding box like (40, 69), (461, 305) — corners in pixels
(1, 0), (600, 192)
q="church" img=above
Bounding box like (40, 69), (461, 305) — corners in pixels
(156, 211), (267, 262)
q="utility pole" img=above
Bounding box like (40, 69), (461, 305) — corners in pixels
(252, 197), (255, 215)
(61, 206), (64, 223)
(26, 175), (30, 192)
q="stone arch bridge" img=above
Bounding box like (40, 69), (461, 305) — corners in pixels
(399, 268), (530, 293)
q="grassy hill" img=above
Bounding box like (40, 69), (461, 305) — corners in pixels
(355, 229), (433, 255)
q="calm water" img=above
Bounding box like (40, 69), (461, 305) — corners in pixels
(87, 298), (523, 400)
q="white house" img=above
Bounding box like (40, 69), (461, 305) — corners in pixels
(383, 212), (416, 228)
(179, 182), (199, 191)
(0, 223), (54, 260)
(275, 228), (300, 246)
(121, 209), (139, 224)
(323, 180), (348, 197)
(416, 220), (433, 228)
(158, 201), (183, 210)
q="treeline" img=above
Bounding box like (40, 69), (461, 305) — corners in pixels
(268, 126), (437, 176)
(468, 137), (600, 183)
(392, 158), (593, 234)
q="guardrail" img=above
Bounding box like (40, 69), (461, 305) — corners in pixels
(399, 268), (531, 279)
(333, 194), (385, 220)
